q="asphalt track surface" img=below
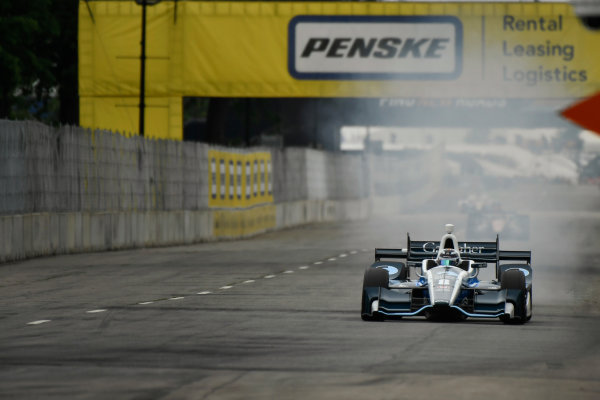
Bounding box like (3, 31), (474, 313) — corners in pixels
(1, 184), (599, 399)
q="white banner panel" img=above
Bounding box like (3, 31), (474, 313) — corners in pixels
(289, 16), (462, 80)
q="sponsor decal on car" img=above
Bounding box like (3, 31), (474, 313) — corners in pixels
(377, 265), (399, 278)
(421, 242), (487, 254)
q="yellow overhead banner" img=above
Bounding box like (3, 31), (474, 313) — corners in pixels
(79, 1), (600, 138)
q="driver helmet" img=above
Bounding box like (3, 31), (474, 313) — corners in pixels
(439, 249), (460, 267)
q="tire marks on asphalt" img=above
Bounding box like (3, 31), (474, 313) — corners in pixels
(26, 249), (367, 326)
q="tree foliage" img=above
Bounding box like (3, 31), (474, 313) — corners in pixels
(0, 0), (78, 124)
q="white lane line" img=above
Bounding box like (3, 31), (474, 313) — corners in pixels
(86, 309), (107, 314)
(27, 320), (51, 325)
(339, 254), (347, 258)
(220, 286), (233, 290)
(264, 275), (276, 279)
(328, 257), (337, 261)
(283, 270), (294, 274)
(314, 261), (323, 265)
(298, 266), (309, 270)
(138, 301), (154, 305)
(361, 249), (369, 252)
(243, 280), (255, 284)
(169, 296), (185, 300)
(350, 251), (358, 254)
(197, 291), (211, 295)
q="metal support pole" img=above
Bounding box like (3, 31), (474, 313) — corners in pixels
(139, 1), (147, 137)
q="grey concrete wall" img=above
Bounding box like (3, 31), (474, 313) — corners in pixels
(271, 147), (307, 203)
(0, 122), (369, 214)
(0, 199), (371, 263)
(0, 211), (213, 262)
(0, 120), (216, 214)
(0, 120), (370, 263)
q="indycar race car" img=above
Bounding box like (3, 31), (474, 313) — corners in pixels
(361, 224), (532, 324)
(459, 195), (530, 241)
(466, 211), (530, 241)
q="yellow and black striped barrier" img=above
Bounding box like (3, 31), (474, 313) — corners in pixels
(208, 150), (273, 208)
(208, 150), (275, 237)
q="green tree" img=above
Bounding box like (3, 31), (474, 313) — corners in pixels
(0, 0), (78, 125)
(0, 0), (59, 121)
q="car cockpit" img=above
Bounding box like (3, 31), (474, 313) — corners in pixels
(422, 224), (475, 274)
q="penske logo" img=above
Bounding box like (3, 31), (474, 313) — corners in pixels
(288, 16), (462, 80)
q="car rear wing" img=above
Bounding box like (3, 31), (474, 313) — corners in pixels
(499, 250), (531, 264)
(375, 234), (531, 265)
(407, 234), (500, 262)
(374, 248), (408, 261)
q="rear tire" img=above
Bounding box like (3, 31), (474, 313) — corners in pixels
(501, 269), (527, 324)
(525, 288), (533, 321)
(361, 268), (389, 321)
(361, 312), (384, 322)
(363, 267), (389, 289)
(501, 269), (526, 290)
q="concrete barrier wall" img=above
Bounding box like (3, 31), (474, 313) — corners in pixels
(0, 211), (214, 260)
(0, 120), (369, 263)
(0, 199), (370, 263)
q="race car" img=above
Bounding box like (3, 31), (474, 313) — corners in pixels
(459, 195), (530, 240)
(466, 210), (530, 241)
(361, 224), (532, 324)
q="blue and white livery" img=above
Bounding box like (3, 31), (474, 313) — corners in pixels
(361, 224), (533, 323)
